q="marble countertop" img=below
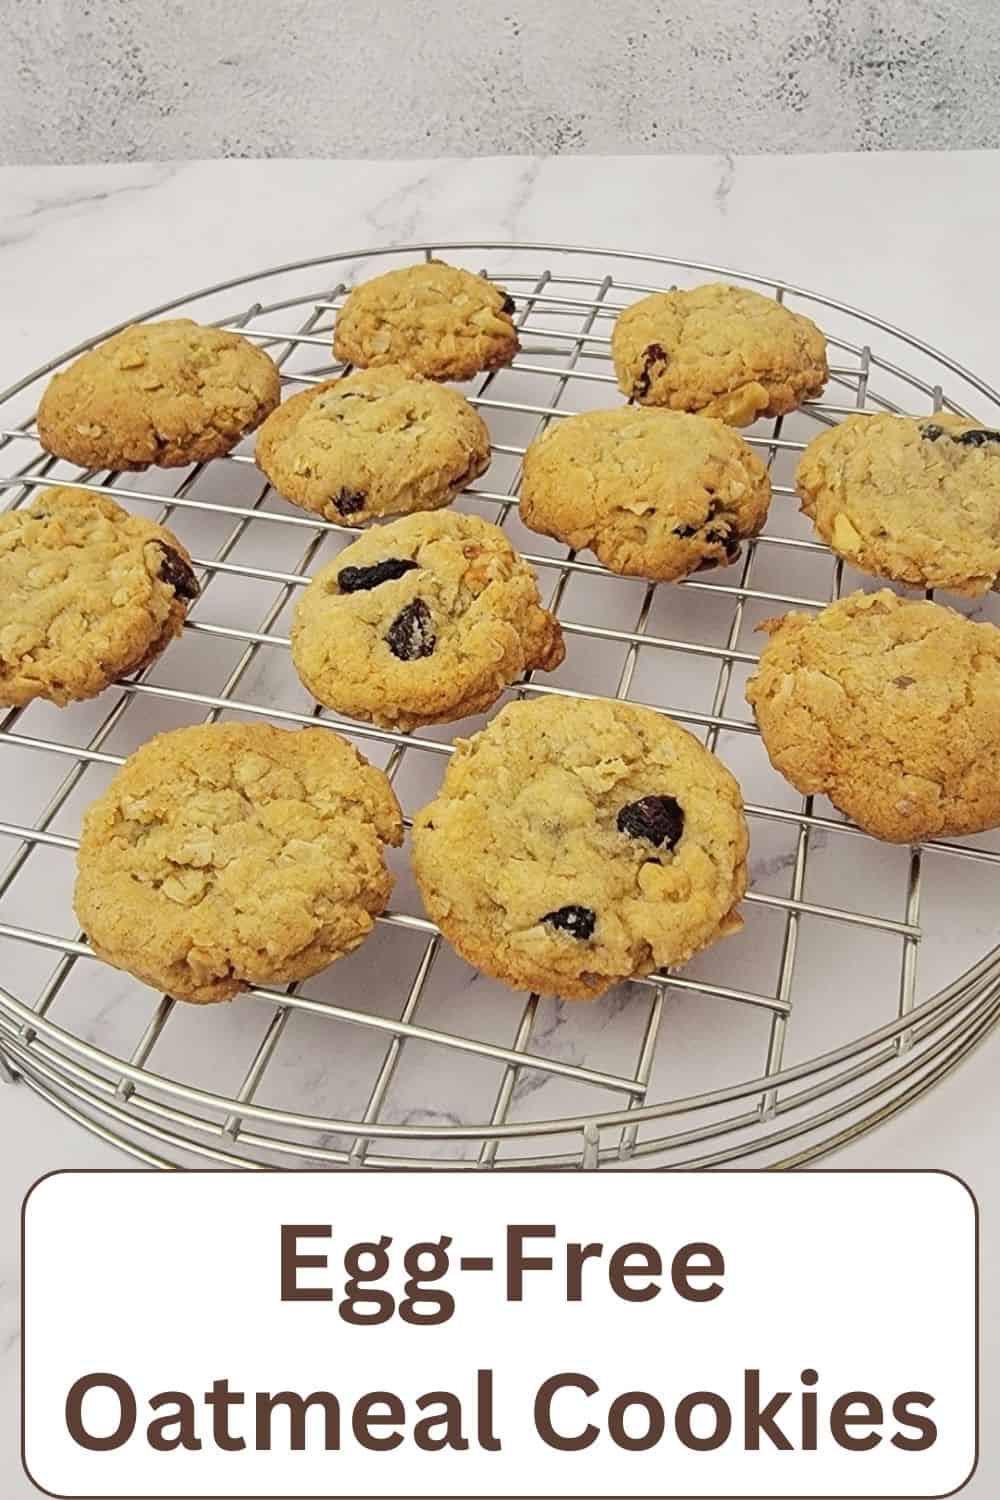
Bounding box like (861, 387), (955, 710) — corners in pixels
(1, 152), (998, 1496)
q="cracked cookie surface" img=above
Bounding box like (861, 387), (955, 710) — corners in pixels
(746, 589), (1000, 843)
(256, 365), (491, 525)
(521, 407), (771, 580)
(292, 509), (564, 730)
(334, 260), (519, 381)
(611, 283), (827, 425)
(0, 486), (198, 707)
(797, 411), (1000, 595)
(412, 696), (748, 1000)
(74, 722), (404, 1003)
(38, 319), (280, 470)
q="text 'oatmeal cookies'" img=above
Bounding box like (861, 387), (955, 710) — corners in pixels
(74, 722), (403, 1003)
(412, 696), (748, 1000)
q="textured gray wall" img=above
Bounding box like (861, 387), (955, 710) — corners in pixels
(3, 0), (999, 164)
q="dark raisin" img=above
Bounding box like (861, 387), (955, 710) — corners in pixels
(386, 598), (436, 660)
(634, 342), (669, 399)
(542, 905), (596, 940)
(920, 422), (1000, 448)
(705, 527), (742, 562)
(338, 558), (418, 594)
(674, 499), (720, 539)
(617, 795), (685, 850)
(156, 544), (199, 601)
(500, 292), (516, 316)
(334, 489), (366, 516)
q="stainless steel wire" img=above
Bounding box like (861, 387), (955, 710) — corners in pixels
(1, 241), (998, 1170)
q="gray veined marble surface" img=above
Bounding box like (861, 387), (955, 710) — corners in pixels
(0, 152), (998, 1495)
(3, 0), (1000, 164)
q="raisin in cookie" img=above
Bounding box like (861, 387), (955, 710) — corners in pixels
(0, 486), (198, 707)
(412, 696), (748, 999)
(797, 412), (1000, 595)
(521, 407), (771, 580)
(746, 589), (1000, 843)
(37, 319), (280, 470)
(611, 283), (827, 426)
(334, 260), (519, 381)
(291, 510), (564, 730)
(74, 722), (403, 1003)
(256, 365), (490, 525)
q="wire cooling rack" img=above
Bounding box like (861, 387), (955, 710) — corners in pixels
(1, 241), (999, 1172)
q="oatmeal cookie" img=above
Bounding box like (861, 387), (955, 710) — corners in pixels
(521, 406), (771, 579)
(0, 486), (198, 706)
(334, 260), (519, 381)
(746, 589), (1000, 842)
(291, 509), (564, 730)
(37, 319), (280, 469)
(412, 696), (748, 999)
(74, 722), (403, 1003)
(797, 411), (1000, 595)
(611, 283), (827, 426)
(256, 365), (490, 525)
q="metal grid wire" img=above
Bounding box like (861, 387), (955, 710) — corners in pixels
(1, 241), (999, 1171)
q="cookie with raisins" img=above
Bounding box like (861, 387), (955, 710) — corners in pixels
(334, 260), (519, 381)
(797, 411), (1000, 594)
(521, 406), (771, 581)
(412, 696), (748, 1000)
(611, 283), (827, 426)
(0, 486), (198, 706)
(290, 510), (563, 731)
(255, 365), (490, 525)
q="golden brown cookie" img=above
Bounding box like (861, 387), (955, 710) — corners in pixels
(0, 486), (198, 707)
(255, 365), (491, 525)
(291, 510), (564, 730)
(412, 696), (748, 999)
(74, 722), (404, 1003)
(611, 283), (828, 426)
(520, 407), (771, 580)
(797, 411), (1000, 595)
(37, 319), (280, 470)
(334, 260), (519, 381)
(746, 589), (1000, 843)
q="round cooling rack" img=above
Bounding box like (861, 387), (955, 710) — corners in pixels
(1, 241), (999, 1171)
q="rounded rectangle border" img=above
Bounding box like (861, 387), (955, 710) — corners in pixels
(20, 1169), (979, 1500)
